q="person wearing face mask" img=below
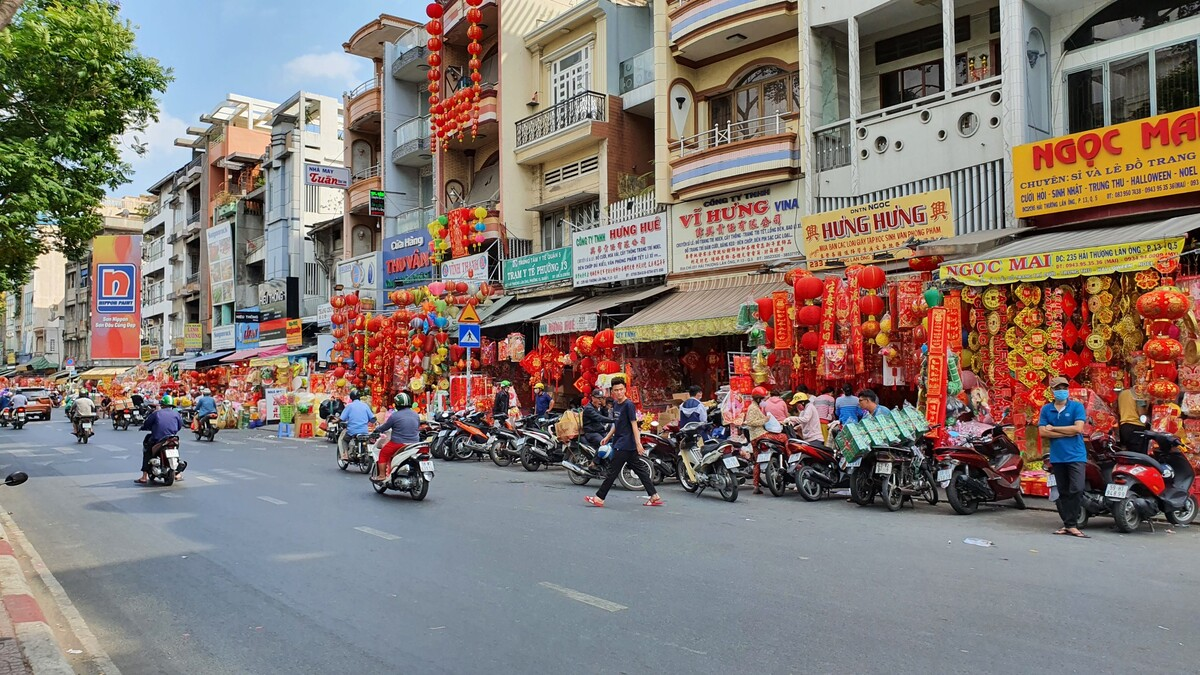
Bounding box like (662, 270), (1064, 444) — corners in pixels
(1039, 376), (1089, 539)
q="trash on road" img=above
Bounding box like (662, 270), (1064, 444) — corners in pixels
(963, 538), (994, 547)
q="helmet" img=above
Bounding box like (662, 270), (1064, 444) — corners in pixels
(394, 392), (413, 409)
(349, 390), (360, 401)
(590, 388), (604, 398)
(534, 383), (545, 391)
(499, 380), (511, 388)
(160, 395), (174, 407)
(790, 392), (809, 405)
(596, 444), (613, 460)
(751, 387), (769, 398)
(201, 388), (211, 396)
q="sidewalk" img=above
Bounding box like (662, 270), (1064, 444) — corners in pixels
(0, 522), (72, 675)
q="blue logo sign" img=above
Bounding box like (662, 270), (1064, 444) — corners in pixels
(458, 323), (481, 348)
(96, 264), (136, 313)
(382, 230), (433, 298)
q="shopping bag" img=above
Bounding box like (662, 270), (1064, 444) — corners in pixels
(556, 409), (581, 441)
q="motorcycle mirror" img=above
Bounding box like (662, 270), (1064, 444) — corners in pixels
(4, 472), (28, 487)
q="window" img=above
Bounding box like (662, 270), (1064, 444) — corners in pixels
(541, 212), (567, 251)
(709, 66), (798, 137)
(48, 338), (55, 354)
(874, 16), (971, 66)
(551, 46), (591, 104)
(544, 156), (599, 188)
(1065, 0), (1200, 52)
(880, 60), (943, 108)
(1066, 38), (1200, 132)
(540, 199), (599, 250)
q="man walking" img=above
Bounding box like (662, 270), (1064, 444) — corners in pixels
(585, 377), (661, 508)
(1040, 376), (1089, 538)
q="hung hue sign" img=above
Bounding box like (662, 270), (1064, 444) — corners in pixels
(939, 237), (1186, 286)
(1014, 105), (1200, 218)
(670, 182), (802, 274)
(382, 230), (433, 296)
(801, 189), (955, 270)
(573, 214), (667, 287)
(503, 248), (572, 289)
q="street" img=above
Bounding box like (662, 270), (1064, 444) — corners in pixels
(0, 419), (1196, 675)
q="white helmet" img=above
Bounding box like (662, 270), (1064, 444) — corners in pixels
(201, 388), (211, 395)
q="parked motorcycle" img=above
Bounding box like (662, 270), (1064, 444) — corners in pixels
(788, 437), (851, 501)
(850, 444), (938, 511)
(427, 411), (457, 460)
(371, 440), (435, 500)
(146, 435), (186, 485)
(560, 438), (649, 492)
(324, 414), (341, 444)
(73, 414), (97, 443)
(1106, 430), (1197, 532)
(194, 413), (219, 442)
(640, 424), (679, 484)
(674, 422), (741, 502)
(337, 433), (375, 474)
(936, 426), (1026, 514)
(755, 434), (804, 497)
(518, 414), (565, 472)
(12, 407), (26, 430)
(488, 415), (523, 467)
(451, 411), (494, 461)
(1044, 433), (1120, 528)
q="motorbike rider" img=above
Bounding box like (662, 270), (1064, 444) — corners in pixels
(136, 395), (184, 484)
(533, 383), (552, 417)
(194, 388), (218, 433)
(0, 390), (10, 417)
(318, 394), (345, 421)
(130, 390), (145, 409)
(785, 392), (824, 444)
(338, 390), (375, 462)
(679, 385), (706, 427)
(581, 388), (611, 450)
(10, 390), (28, 410)
(372, 392), (421, 481)
(72, 392), (97, 435)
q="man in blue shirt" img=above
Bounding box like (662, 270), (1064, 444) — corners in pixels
(372, 392), (422, 481)
(1039, 376), (1089, 538)
(339, 391), (375, 461)
(835, 385), (862, 425)
(194, 388), (218, 433)
(857, 389), (892, 420)
(533, 383), (552, 417)
(137, 395), (184, 484)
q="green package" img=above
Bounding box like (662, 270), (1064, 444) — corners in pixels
(844, 422), (874, 462)
(860, 414), (889, 446)
(893, 411), (918, 442)
(876, 412), (905, 444)
(901, 401), (930, 433)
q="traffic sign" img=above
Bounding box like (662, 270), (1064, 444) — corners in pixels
(458, 323), (481, 348)
(458, 304), (480, 324)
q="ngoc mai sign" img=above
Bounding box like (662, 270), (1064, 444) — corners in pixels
(304, 163), (351, 190)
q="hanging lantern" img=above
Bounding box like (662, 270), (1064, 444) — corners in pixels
(1148, 378), (1181, 401)
(860, 294), (885, 319)
(330, 295), (346, 309)
(800, 331), (820, 351)
(797, 305), (822, 327)
(794, 276), (823, 303)
(594, 329), (615, 351)
(1145, 337), (1183, 362)
(907, 256), (943, 272)
(859, 265), (886, 291)
(861, 320), (880, 339)
(1137, 286), (1190, 321)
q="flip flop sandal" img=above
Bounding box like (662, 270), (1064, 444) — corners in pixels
(134, 478), (148, 484)
(584, 496), (604, 507)
(643, 498), (664, 507)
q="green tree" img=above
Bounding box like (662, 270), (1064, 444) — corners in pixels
(0, 0), (171, 289)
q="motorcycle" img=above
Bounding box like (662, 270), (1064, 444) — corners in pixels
(640, 424), (679, 484)
(371, 440), (435, 500)
(1044, 433), (1121, 528)
(146, 435), (187, 485)
(73, 414), (96, 443)
(788, 436), (850, 501)
(517, 414), (565, 472)
(324, 414), (341, 444)
(671, 422), (741, 502)
(488, 415), (524, 467)
(179, 407), (196, 426)
(849, 443), (939, 511)
(427, 411), (457, 460)
(560, 438), (650, 492)
(936, 426), (1026, 515)
(112, 407), (132, 431)
(1107, 430), (1197, 532)
(451, 411), (494, 461)
(0, 408), (10, 428)
(194, 413), (218, 442)
(12, 407), (26, 430)
(337, 433), (375, 474)
(756, 433), (808, 498)
(130, 405), (148, 428)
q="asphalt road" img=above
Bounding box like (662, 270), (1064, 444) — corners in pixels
(0, 416), (1195, 674)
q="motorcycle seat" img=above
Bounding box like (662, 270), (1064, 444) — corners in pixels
(1115, 451), (1165, 474)
(681, 422), (705, 433)
(757, 437), (786, 451)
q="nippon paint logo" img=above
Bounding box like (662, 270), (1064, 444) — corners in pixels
(96, 264), (136, 313)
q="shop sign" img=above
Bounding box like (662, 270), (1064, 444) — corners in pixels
(316, 302), (333, 327)
(184, 323), (203, 350)
(336, 252), (380, 310)
(382, 230), (433, 295)
(260, 277), (299, 346)
(671, 183), (802, 274)
(317, 334), (336, 361)
(140, 345), (159, 362)
(1014, 105), (1200, 217)
(772, 291), (792, 350)
(264, 386), (286, 421)
(212, 324), (235, 350)
(573, 213), (667, 287)
(286, 319), (303, 348)
(503, 247), (572, 289)
(940, 238), (1186, 286)
(441, 251), (489, 283)
(801, 189), (955, 270)
(235, 310), (260, 350)
(91, 235), (142, 360)
(539, 313), (597, 336)
(303, 163), (350, 190)
(207, 222), (235, 308)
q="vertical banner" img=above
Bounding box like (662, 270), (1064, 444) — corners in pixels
(925, 307), (950, 428)
(91, 235), (142, 359)
(846, 267), (863, 374)
(817, 278), (838, 377)
(771, 291), (792, 350)
(945, 290), (963, 354)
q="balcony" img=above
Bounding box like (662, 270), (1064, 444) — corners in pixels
(813, 122), (851, 172)
(619, 49), (654, 117)
(347, 165), (382, 214)
(143, 238), (165, 263)
(144, 282), (164, 306)
(668, 0), (797, 66)
(346, 78), (381, 130)
(391, 27), (429, 82)
(669, 113), (798, 200)
(514, 91), (608, 166)
(141, 201), (163, 222)
(391, 116), (431, 167)
(246, 235), (266, 265)
(395, 205), (436, 237)
(215, 202), (237, 222)
(605, 192), (663, 226)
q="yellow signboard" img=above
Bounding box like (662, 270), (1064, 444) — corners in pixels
(801, 189), (955, 270)
(939, 238), (1185, 287)
(184, 323), (203, 350)
(140, 345), (160, 362)
(285, 319), (303, 348)
(1013, 106), (1200, 218)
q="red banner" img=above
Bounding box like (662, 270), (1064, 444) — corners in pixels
(818, 278), (839, 377)
(846, 267), (863, 374)
(925, 307), (950, 427)
(91, 235), (142, 359)
(945, 290), (962, 354)
(772, 291), (792, 350)
(449, 207), (471, 259)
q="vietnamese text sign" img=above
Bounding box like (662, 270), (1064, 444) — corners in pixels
(286, 319), (303, 347)
(207, 223), (235, 307)
(1014, 106), (1200, 218)
(670, 182), (802, 274)
(801, 189), (954, 270)
(574, 214), (667, 286)
(235, 310), (260, 350)
(925, 307), (950, 428)
(441, 252), (489, 283)
(140, 345), (159, 362)
(382, 230), (433, 294)
(539, 313), (598, 336)
(184, 323), (203, 350)
(91, 235), (142, 359)
(304, 163), (351, 190)
(940, 237), (1186, 286)
(316, 303), (333, 327)
(259, 278), (299, 346)
(503, 248), (572, 288)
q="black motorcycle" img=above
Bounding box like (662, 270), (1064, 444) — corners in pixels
(560, 438), (650, 491)
(194, 413), (218, 442)
(325, 414), (341, 444)
(337, 433), (374, 474)
(517, 414), (565, 472)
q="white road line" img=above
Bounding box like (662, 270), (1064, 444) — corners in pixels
(354, 526), (401, 541)
(73, 458), (94, 463)
(55, 447), (81, 455)
(112, 455), (129, 460)
(223, 440), (246, 446)
(160, 493), (181, 499)
(101, 445), (125, 453)
(538, 582), (628, 612)
(259, 438), (283, 444)
(257, 496), (287, 505)
(239, 468), (275, 478)
(193, 475), (218, 484)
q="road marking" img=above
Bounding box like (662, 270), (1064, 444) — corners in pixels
(112, 455), (129, 460)
(55, 447), (81, 455)
(538, 582), (627, 612)
(223, 440), (246, 446)
(193, 475), (218, 484)
(259, 438), (283, 444)
(212, 469), (253, 480)
(354, 526), (401, 541)
(239, 468), (275, 478)
(257, 496), (287, 505)
(160, 493), (181, 499)
(101, 445), (125, 453)
(73, 458), (94, 463)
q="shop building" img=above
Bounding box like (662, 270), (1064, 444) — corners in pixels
(140, 159), (201, 359)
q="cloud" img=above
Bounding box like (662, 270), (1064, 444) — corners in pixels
(282, 51), (366, 90)
(117, 111), (191, 194)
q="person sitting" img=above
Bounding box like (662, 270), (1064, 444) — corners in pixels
(136, 395), (184, 484)
(857, 389), (893, 420)
(785, 393), (824, 444)
(194, 388), (218, 432)
(679, 385), (706, 427)
(581, 389), (611, 450)
(72, 392), (97, 435)
(10, 390), (28, 410)
(747, 387), (788, 494)
(0, 390), (10, 416)
(372, 392), (421, 481)
(318, 395), (345, 421)
(338, 390), (374, 462)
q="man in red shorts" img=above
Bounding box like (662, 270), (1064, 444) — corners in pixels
(373, 392), (421, 481)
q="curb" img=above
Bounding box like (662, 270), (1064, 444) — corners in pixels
(0, 539), (71, 675)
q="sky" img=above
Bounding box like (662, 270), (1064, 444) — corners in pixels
(114, 0), (428, 195)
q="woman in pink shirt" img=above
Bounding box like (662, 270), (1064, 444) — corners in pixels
(759, 390), (789, 424)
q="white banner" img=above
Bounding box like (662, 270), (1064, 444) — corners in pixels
(573, 213), (667, 287)
(212, 324), (236, 350)
(316, 302), (333, 327)
(539, 313), (598, 336)
(670, 182), (802, 274)
(304, 163), (350, 190)
(441, 252), (489, 283)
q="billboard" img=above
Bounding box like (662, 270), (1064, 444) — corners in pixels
(800, 189), (955, 270)
(259, 278), (299, 346)
(573, 214), (667, 287)
(91, 235), (142, 359)
(441, 251), (488, 283)
(336, 252), (382, 310)
(670, 182), (803, 273)
(382, 230), (433, 295)
(184, 323), (203, 350)
(235, 310), (261, 350)
(207, 222), (235, 306)
(503, 248), (572, 289)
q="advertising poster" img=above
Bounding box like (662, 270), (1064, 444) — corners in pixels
(212, 324), (235, 350)
(670, 182), (803, 274)
(259, 278), (299, 346)
(91, 235), (142, 359)
(207, 223), (235, 307)
(303, 163), (351, 190)
(574, 213), (667, 287)
(382, 230), (433, 296)
(336, 252), (381, 310)
(800, 189), (955, 270)
(184, 323), (203, 350)
(503, 248), (572, 289)
(235, 310), (261, 351)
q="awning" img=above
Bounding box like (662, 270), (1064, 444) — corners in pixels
(483, 296), (579, 330)
(78, 366), (128, 380)
(615, 276), (787, 344)
(526, 190), (599, 213)
(939, 214), (1200, 286)
(49, 370), (73, 381)
(915, 227), (1025, 258)
(0, 369), (15, 378)
(21, 356), (58, 372)
(219, 348), (263, 363)
(177, 350), (236, 370)
(247, 345), (290, 367)
(286, 346), (317, 358)
(538, 285), (671, 335)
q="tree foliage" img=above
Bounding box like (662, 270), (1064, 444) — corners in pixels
(0, 0), (171, 290)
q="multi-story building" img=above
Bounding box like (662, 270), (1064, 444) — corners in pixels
(382, 23), (437, 242)
(141, 156), (205, 358)
(5, 251), (65, 372)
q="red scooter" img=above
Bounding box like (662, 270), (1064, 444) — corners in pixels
(1106, 430), (1197, 532)
(935, 425), (1026, 514)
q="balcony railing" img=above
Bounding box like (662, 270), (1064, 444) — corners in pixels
(606, 192), (662, 224)
(304, 261), (330, 297)
(516, 91), (606, 148)
(144, 282), (164, 306)
(141, 201), (163, 222)
(187, 272), (199, 285)
(186, 212), (200, 225)
(246, 235), (265, 257)
(619, 49), (654, 95)
(674, 113), (786, 158)
(351, 164), (381, 183)
(395, 115), (429, 146)
(396, 205), (436, 234)
(348, 77), (379, 99)
(143, 238), (165, 263)
(813, 121), (851, 172)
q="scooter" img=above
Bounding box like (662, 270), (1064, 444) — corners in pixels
(324, 414), (341, 444)
(488, 415), (524, 467)
(337, 433), (375, 474)
(73, 414), (96, 443)
(146, 435), (187, 485)
(451, 411), (494, 461)
(850, 443), (939, 512)
(194, 413), (218, 442)
(936, 426), (1026, 515)
(0, 408), (10, 428)
(675, 423), (742, 502)
(788, 436), (850, 501)
(640, 423), (679, 484)
(371, 440), (435, 500)
(517, 413), (565, 472)
(1045, 433), (1120, 528)
(1107, 430), (1197, 532)
(112, 407), (131, 431)
(12, 407), (26, 430)
(560, 438), (649, 492)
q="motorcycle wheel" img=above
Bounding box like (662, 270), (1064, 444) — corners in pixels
(676, 458), (699, 493)
(336, 446), (350, 471)
(566, 447), (590, 486)
(82, 434), (89, 445)
(410, 471), (429, 501)
(717, 466), (738, 502)
(195, 432), (203, 441)
(490, 441), (512, 467)
(1167, 495), (1197, 526)
(920, 467), (939, 506)
(647, 460), (663, 485)
(453, 437), (475, 461)
(1013, 491), (1028, 510)
(797, 468), (824, 502)
(946, 469), (979, 515)
(618, 456), (649, 492)
(881, 476), (903, 512)
(372, 478), (388, 494)
(765, 453), (787, 497)
(849, 470), (874, 506)
(357, 455), (373, 474)
(1111, 493), (1142, 533)
(162, 468), (175, 487)
(519, 449), (542, 472)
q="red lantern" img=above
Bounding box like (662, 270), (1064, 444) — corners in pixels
(1144, 337), (1183, 362)
(426, 19), (443, 36)
(907, 256), (943, 272)
(860, 294), (885, 318)
(1137, 287), (1190, 321)
(594, 329), (615, 351)
(1148, 378), (1181, 401)
(330, 295), (346, 309)
(596, 359), (619, 375)
(755, 297), (773, 322)
(345, 293), (360, 307)
(574, 334), (595, 356)
(861, 320), (880, 339)
(466, 7), (482, 23)
(859, 265), (886, 290)
(427, 37), (443, 52)
(800, 331), (820, 351)
(330, 312), (346, 326)
(425, 2), (443, 18)
(797, 305), (822, 327)
(467, 41), (482, 56)
(367, 316), (383, 332)
(794, 276), (823, 302)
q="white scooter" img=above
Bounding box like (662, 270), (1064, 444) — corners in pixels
(371, 439), (434, 500)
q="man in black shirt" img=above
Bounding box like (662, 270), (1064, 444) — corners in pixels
(585, 377), (661, 508)
(580, 388), (611, 449)
(492, 380), (511, 416)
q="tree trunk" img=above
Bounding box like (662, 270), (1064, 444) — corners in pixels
(0, 0), (25, 32)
